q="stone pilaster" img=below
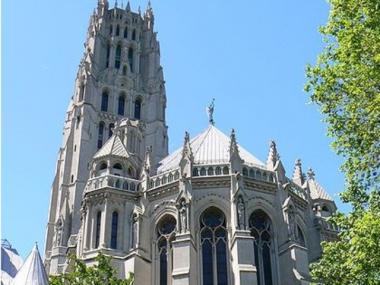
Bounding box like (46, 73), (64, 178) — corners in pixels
(231, 230), (258, 285)
(171, 233), (196, 285)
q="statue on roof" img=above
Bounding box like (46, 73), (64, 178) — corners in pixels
(207, 98), (215, 125)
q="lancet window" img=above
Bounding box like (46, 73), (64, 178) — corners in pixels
(110, 211), (119, 249)
(249, 210), (274, 285)
(200, 207), (228, 285)
(156, 215), (176, 285)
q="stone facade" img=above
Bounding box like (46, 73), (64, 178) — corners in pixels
(44, 1), (338, 285)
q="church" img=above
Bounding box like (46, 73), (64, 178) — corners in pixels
(44, 1), (338, 284)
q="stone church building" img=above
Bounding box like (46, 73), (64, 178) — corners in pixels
(44, 1), (338, 284)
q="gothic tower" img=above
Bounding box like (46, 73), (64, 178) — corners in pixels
(44, 0), (168, 273)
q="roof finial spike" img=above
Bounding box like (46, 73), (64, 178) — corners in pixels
(115, 0), (118, 8)
(292, 158), (304, 186)
(307, 168), (315, 180)
(121, 0), (124, 9)
(266, 140), (280, 169)
(229, 128), (239, 153)
(126, 1), (131, 11)
(147, 0), (152, 10)
(207, 98), (215, 125)
(138, 6), (141, 15)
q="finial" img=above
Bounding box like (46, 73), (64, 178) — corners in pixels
(307, 168), (315, 180)
(147, 0), (152, 10)
(121, 0), (124, 9)
(229, 128), (239, 152)
(184, 131), (190, 144)
(207, 98), (215, 125)
(292, 159), (304, 186)
(115, 0), (118, 8)
(138, 6), (141, 15)
(126, 1), (131, 11)
(266, 140), (280, 169)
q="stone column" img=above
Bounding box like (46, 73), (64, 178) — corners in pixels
(231, 230), (258, 285)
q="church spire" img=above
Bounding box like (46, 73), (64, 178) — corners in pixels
(292, 159), (304, 186)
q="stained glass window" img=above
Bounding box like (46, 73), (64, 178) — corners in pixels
(249, 210), (273, 285)
(200, 207), (228, 285)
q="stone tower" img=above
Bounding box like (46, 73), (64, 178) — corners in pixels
(44, 0), (168, 273)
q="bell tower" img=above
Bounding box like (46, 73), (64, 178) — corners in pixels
(44, 0), (168, 273)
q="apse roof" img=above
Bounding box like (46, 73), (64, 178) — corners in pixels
(93, 135), (129, 159)
(11, 244), (49, 285)
(157, 125), (265, 173)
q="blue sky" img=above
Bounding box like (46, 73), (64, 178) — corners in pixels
(2, 0), (348, 259)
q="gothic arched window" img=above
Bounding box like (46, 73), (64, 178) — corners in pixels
(109, 25), (113, 35)
(132, 29), (136, 40)
(95, 211), (102, 248)
(115, 44), (122, 69)
(101, 91), (108, 112)
(249, 210), (274, 285)
(110, 211), (119, 249)
(106, 43), (111, 68)
(128, 48), (134, 72)
(122, 65), (128, 76)
(118, 94), (125, 116)
(156, 215), (176, 285)
(200, 207), (228, 285)
(124, 27), (128, 38)
(98, 121), (105, 149)
(116, 25), (120, 36)
(109, 123), (114, 138)
(134, 98), (141, 119)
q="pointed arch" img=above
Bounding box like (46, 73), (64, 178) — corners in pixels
(124, 27), (128, 38)
(110, 211), (119, 249)
(101, 91), (108, 112)
(155, 214), (176, 285)
(98, 121), (105, 149)
(115, 44), (122, 69)
(249, 209), (274, 285)
(200, 207), (228, 285)
(128, 47), (134, 73)
(118, 93), (126, 116)
(116, 25), (120, 36)
(134, 97), (142, 119)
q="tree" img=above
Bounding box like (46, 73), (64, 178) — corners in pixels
(305, 0), (380, 284)
(305, 0), (380, 210)
(49, 253), (134, 285)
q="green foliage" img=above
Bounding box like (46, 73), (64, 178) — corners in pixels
(305, 0), (380, 210)
(306, 0), (380, 284)
(311, 211), (380, 285)
(49, 253), (134, 285)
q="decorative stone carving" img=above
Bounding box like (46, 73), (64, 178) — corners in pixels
(54, 217), (64, 247)
(237, 196), (246, 230)
(177, 199), (189, 233)
(131, 213), (139, 249)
